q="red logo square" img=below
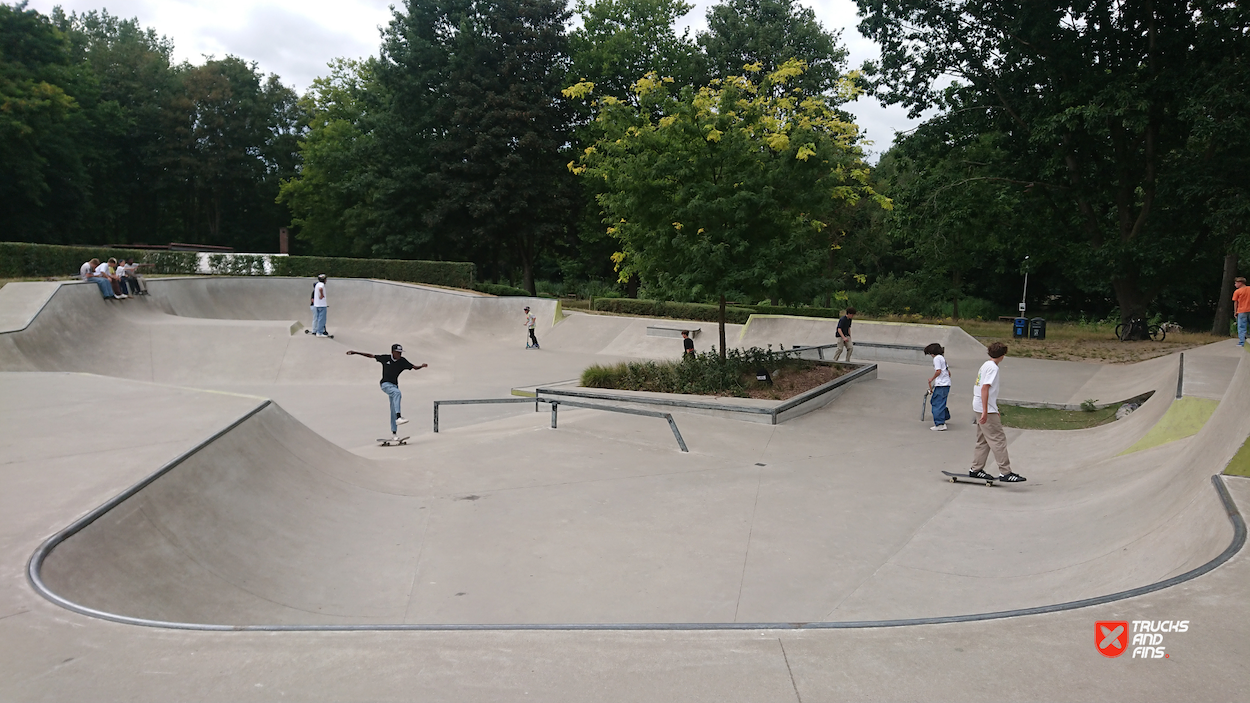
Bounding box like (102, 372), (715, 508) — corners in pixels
(1096, 621), (1129, 657)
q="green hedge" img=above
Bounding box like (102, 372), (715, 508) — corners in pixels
(271, 255), (474, 288)
(753, 305), (843, 319)
(592, 297), (757, 324)
(0, 242), (197, 277)
(473, 282), (531, 296)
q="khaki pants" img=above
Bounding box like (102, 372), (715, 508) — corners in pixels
(831, 337), (853, 362)
(971, 413), (1012, 474)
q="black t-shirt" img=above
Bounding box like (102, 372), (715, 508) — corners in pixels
(683, 337), (695, 353)
(837, 315), (852, 337)
(376, 354), (416, 385)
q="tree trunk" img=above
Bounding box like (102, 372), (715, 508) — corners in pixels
(952, 269), (961, 319)
(626, 275), (639, 299)
(1212, 250), (1238, 336)
(521, 258), (535, 296)
(718, 294), (727, 361)
(1111, 277), (1150, 324)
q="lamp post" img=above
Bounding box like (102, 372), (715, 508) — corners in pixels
(1019, 256), (1030, 317)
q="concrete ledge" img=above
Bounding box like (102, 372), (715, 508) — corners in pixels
(532, 362), (877, 425)
(646, 325), (701, 339)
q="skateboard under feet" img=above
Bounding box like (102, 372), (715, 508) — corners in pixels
(377, 436), (410, 446)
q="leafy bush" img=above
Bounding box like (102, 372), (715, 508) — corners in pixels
(754, 304), (843, 319)
(208, 254), (268, 276)
(853, 274), (934, 316)
(592, 297), (756, 324)
(271, 255), (475, 288)
(0, 242), (196, 277)
(581, 347), (811, 396)
(474, 282), (531, 296)
(934, 297), (1002, 320)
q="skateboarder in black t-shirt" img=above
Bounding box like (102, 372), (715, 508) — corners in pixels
(347, 344), (427, 439)
(682, 330), (695, 357)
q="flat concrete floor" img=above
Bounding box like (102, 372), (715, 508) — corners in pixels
(0, 278), (1247, 700)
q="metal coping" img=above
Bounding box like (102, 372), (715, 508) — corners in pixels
(25, 404), (1245, 631)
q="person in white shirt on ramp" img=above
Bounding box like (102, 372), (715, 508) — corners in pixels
(312, 274), (329, 336)
(967, 341), (1026, 482)
(524, 306), (540, 349)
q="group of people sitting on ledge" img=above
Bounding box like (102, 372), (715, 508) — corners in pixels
(79, 258), (148, 300)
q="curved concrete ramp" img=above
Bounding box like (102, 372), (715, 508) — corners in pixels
(19, 299), (1244, 627)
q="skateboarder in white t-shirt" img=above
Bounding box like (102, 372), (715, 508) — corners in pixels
(311, 274), (329, 336)
(967, 342), (1026, 482)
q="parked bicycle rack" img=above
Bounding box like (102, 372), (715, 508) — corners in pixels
(432, 396), (689, 452)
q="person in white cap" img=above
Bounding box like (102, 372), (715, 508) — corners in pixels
(524, 306), (539, 349)
(312, 273), (329, 336)
(346, 344), (427, 439)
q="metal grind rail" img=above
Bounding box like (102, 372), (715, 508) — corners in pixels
(432, 397), (689, 452)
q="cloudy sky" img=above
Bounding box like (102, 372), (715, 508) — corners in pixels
(29, 0), (922, 157)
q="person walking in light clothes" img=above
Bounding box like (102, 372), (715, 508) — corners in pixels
(967, 341), (1026, 483)
(831, 307), (855, 361)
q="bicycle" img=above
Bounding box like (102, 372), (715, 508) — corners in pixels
(1115, 316), (1166, 342)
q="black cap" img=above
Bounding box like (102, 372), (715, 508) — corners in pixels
(391, 344), (403, 353)
(317, 273), (326, 280)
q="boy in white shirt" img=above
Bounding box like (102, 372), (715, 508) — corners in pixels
(968, 342), (1026, 482)
(924, 343), (951, 430)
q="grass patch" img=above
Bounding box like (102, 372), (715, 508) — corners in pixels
(581, 348), (853, 399)
(999, 403), (1120, 430)
(1225, 435), (1250, 478)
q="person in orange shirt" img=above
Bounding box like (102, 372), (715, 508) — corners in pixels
(1234, 277), (1250, 347)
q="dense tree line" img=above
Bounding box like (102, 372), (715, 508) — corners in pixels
(1, 3), (298, 251)
(5, 0), (1247, 330)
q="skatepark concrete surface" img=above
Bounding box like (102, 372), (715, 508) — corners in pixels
(1, 277), (1248, 701)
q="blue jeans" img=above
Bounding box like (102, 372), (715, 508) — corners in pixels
(1238, 312), (1248, 346)
(381, 382), (402, 433)
(90, 278), (115, 298)
(313, 306), (327, 335)
(931, 385), (951, 426)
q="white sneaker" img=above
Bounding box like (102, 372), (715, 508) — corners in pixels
(396, 416), (410, 426)
(930, 424), (948, 431)
(117, 294), (128, 299)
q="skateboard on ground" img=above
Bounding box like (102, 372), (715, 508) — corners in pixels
(941, 471), (1003, 486)
(377, 436), (410, 446)
(305, 329), (334, 338)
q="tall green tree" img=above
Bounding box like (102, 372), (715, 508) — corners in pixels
(699, 0), (848, 95)
(0, 3), (96, 242)
(568, 62), (888, 355)
(167, 56), (299, 250)
(857, 0), (1249, 323)
(569, 0), (704, 97)
(377, 0), (576, 292)
(278, 58), (385, 257)
(53, 8), (182, 243)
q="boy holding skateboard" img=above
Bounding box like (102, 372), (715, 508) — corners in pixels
(346, 344), (427, 441)
(968, 342), (1026, 482)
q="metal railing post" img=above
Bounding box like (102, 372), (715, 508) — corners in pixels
(664, 414), (688, 452)
(433, 402), (440, 433)
(551, 401), (558, 428)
